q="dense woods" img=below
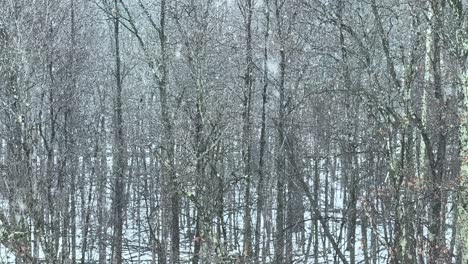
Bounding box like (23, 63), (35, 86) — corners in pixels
(1, 0), (468, 263)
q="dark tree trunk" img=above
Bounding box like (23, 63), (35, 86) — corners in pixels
(111, 0), (126, 262)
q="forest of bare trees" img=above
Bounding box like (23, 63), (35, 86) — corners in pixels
(1, 0), (468, 263)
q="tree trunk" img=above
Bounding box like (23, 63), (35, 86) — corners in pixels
(156, 1), (179, 262)
(428, 1), (446, 263)
(97, 116), (108, 264)
(273, 1), (286, 262)
(242, 0), (254, 261)
(255, 1), (269, 262)
(111, 0), (126, 262)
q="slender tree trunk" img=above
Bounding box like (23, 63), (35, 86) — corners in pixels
(97, 116), (108, 264)
(157, 1), (179, 262)
(313, 158), (319, 264)
(68, 2), (77, 262)
(192, 79), (205, 264)
(255, 1), (269, 262)
(428, 1), (446, 263)
(111, 0), (126, 262)
(338, 1), (357, 262)
(274, 1), (286, 262)
(242, 0), (254, 261)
